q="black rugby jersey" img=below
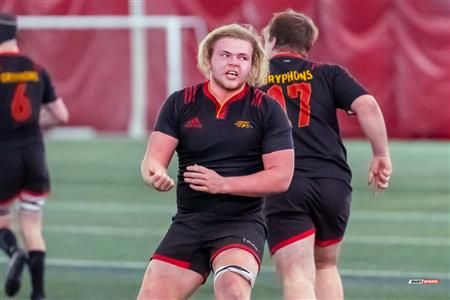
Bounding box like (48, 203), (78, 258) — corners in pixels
(154, 82), (293, 215)
(260, 52), (368, 183)
(0, 53), (57, 148)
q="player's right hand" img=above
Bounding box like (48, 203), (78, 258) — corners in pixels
(143, 166), (175, 192)
(368, 155), (392, 196)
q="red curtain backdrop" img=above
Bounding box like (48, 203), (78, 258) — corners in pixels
(1, 0), (449, 138)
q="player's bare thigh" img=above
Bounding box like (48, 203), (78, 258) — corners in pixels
(272, 233), (316, 278)
(315, 242), (342, 268)
(0, 209), (13, 228)
(137, 259), (204, 300)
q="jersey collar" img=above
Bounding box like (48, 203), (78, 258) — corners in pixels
(203, 81), (249, 119)
(272, 52), (305, 59)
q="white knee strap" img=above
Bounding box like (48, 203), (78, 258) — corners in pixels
(213, 264), (256, 287)
(20, 193), (45, 212)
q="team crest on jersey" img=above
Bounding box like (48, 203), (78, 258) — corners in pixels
(184, 117), (202, 128)
(234, 120), (253, 129)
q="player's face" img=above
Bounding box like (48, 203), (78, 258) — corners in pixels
(209, 37), (253, 92)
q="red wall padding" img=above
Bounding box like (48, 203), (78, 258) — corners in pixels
(1, 0), (449, 138)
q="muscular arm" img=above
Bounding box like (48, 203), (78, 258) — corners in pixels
(351, 95), (392, 191)
(39, 98), (69, 129)
(141, 131), (178, 192)
(184, 148), (294, 197)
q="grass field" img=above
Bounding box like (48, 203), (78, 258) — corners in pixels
(1, 137), (449, 300)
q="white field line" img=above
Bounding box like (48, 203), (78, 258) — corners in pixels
(350, 211), (449, 222)
(45, 201), (450, 223)
(44, 225), (450, 247)
(0, 257), (447, 280)
(344, 235), (449, 246)
(45, 225), (162, 236)
(36, 258), (450, 280)
(46, 202), (176, 214)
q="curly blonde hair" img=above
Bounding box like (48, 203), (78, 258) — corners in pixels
(197, 24), (268, 87)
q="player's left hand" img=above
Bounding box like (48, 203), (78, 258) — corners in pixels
(184, 164), (225, 194)
(368, 155), (393, 196)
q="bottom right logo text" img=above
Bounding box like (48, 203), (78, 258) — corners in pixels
(408, 279), (440, 285)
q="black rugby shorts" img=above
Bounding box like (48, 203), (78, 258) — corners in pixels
(0, 142), (50, 203)
(151, 212), (266, 281)
(264, 175), (351, 254)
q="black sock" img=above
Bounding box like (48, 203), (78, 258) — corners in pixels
(28, 250), (46, 298)
(0, 228), (18, 257)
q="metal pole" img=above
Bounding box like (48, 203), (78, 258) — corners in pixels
(128, 0), (147, 138)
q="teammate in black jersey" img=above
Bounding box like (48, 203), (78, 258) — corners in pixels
(138, 24), (294, 299)
(260, 10), (392, 300)
(0, 13), (69, 300)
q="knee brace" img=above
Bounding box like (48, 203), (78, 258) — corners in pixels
(213, 265), (256, 288)
(19, 193), (45, 212)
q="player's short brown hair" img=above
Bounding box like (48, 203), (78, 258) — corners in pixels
(266, 9), (318, 54)
(197, 23), (268, 87)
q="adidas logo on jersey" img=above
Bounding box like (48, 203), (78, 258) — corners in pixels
(184, 117), (202, 128)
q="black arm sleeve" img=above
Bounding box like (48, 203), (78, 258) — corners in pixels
(41, 69), (58, 104)
(153, 92), (181, 139)
(261, 95), (294, 154)
(332, 65), (368, 111)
